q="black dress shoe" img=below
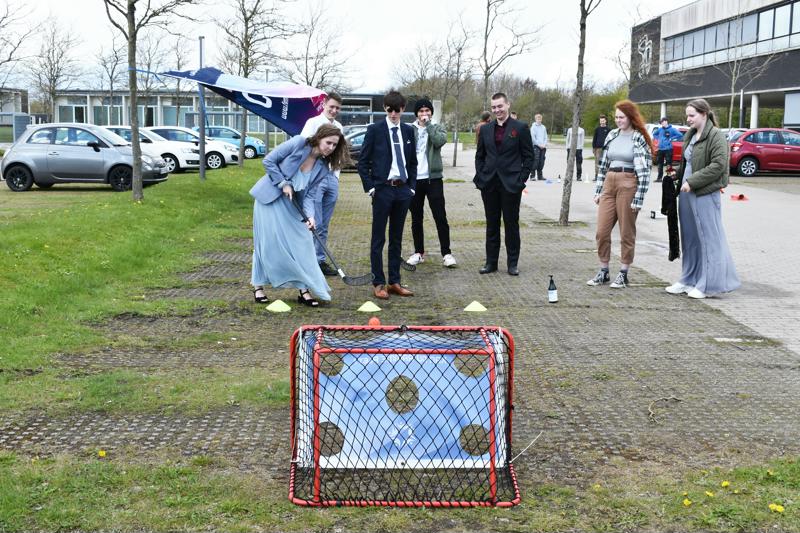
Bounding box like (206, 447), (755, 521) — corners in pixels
(507, 265), (520, 276)
(479, 263), (498, 274)
(319, 261), (337, 277)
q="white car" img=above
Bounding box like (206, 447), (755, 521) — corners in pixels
(104, 126), (200, 173)
(145, 126), (239, 169)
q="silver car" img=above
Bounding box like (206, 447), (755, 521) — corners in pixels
(1, 123), (169, 192)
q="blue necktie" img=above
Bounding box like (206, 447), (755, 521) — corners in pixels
(391, 126), (408, 182)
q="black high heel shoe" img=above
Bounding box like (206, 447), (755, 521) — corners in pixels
(297, 289), (319, 307)
(252, 286), (269, 304)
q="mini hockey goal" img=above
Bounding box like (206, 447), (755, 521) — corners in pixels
(289, 325), (519, 507)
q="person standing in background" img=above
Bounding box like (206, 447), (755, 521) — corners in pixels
(406, 97), (457, 268)
(592, 114), (611, 178)
(653, 117), (683, 182)
(299, 92), (344, 277)
(566, 124), (586, 181)
(475, 111), (491, 145)
(530, 113), (548, 181)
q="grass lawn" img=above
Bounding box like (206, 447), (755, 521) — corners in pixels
(0, 160), (797, 531)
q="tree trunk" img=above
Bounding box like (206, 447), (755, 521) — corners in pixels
(559, 1), (589, 225)
(127, 0), (143, 201)
(238, 107), (247, 166)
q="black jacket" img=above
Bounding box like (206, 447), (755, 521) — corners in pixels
(592, 126), (611, 149)
(357, 120), (418, 192)
(474, 118), (534, 194)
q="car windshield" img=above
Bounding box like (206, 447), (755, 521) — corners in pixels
(96, 128), (130, 147)
(729, 131), (745, 142)
(143, 130), (169, 142)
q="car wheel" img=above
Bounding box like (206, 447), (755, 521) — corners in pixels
(162, 153), (180, 173)
(244, 146), (257, 159)
(4, 165), (34, 192)
(737, 157), (758, 177)
(108, 166), (133, 191)
(206, 152), (224, 169)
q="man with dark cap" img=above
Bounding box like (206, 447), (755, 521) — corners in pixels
(406, 97), (456, 268)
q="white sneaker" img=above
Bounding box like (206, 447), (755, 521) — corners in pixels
(687, 288), (707, 299)
(442, 254), (457, 268)
(665, 282), (691, 294)
(406, 253), (424, 265)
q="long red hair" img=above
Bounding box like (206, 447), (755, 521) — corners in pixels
(615, 99), (657, 159)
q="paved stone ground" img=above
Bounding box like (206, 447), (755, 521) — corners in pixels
(2, 147), (800, 495)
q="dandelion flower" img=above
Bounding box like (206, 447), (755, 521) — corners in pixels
(705, 491), (714, 498)
(683, 498), (692, 507)
(98, 450), (106, 458)
(769, 503), (785, 513)
(721, 480), (730, 488)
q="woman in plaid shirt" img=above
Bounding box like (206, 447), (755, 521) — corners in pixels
(587, 100), (656, 289)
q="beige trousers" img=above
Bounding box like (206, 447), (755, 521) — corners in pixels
(595, 170), (639, 265)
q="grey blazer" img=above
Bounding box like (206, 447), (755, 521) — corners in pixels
(249, 135), (332, 217)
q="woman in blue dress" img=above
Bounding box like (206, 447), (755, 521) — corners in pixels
(665, 99), (740, 299)
(250, 124), (350, 306)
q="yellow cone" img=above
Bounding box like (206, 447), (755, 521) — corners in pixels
(358, 301), (382, 312)
(464, 301), (487, 312)
(266, 299), (291, 312)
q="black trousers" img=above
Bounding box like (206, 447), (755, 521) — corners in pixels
(567, 148), (583, 179)
(370, 185), (413, 286)
(409, 178), (451, 256)
(480, 180), (522, 267)
(532, 146), (547, 179)
(656, 149), (673, 180)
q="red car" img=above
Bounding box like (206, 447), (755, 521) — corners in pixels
(729, 128), (800, 177)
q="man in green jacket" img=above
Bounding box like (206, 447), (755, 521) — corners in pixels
(406, 97), (457, 268)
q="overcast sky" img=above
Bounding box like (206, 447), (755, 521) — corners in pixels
(20, 0), (697, 93)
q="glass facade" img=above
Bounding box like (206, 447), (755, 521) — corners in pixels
(663, 2), (799, 73)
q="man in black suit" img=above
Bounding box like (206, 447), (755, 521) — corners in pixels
(474, 92), (535, 276)
(358, 90), (418, 299)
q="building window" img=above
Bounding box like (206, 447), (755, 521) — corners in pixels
(794, 1), (800, 34)
(716, 22), (729, 50)
(664, 38), (674, 61)
(774, 4), (791, 37)
(704, 26), (716, 52)
(742, 14), (758, 43)
(759, 9), (774, 41)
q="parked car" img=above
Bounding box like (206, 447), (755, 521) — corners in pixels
(194, 125), (265, 159)
(104, 126), (200, 173)
(342, 124), (368, 136)
(648, 123), (689, 163)
(729, 127), (800, 176)
(146, 126), (238, 169)
(343, 128), (367, 169)
(1, 123), (168, 192)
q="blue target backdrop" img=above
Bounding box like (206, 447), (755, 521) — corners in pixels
(294, 329), (509, 470)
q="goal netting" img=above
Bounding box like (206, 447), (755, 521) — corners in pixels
(289, 325), (519, 507)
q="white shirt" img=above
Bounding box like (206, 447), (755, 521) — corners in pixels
(300, 113), (343, 138)
(566, 127), (585, 150)
(411, 121), (429, 180)
(386, 116), (407, 181)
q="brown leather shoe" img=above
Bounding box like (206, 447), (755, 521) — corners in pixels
(387, 283), (414, 296)
(372, 284), (389, 300)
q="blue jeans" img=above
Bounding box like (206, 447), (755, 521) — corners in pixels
(314, 173), (339, 263)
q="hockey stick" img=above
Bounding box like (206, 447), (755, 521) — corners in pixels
(289, 196), (373, 286)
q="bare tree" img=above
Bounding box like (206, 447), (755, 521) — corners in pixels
(395, 43), (444, 97)
(219, 0), (294, 166)
(28, 20), (81, 120)
(104, 0), (199, 201)
(137, 31), (168, 126)
(441, 21), (473, 167)
(96, 34), (126, 125)
(560, 0), (603, 226)
(477, 0), (541, 107)
(0, 1), (34, 107)
(711, 18), (780, 128)
(168, 38), (191, 126)
(278, 2), (352, 93)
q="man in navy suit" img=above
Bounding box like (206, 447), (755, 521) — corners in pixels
(358, 90), (418, 299)
(474, 92), (535, 276)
